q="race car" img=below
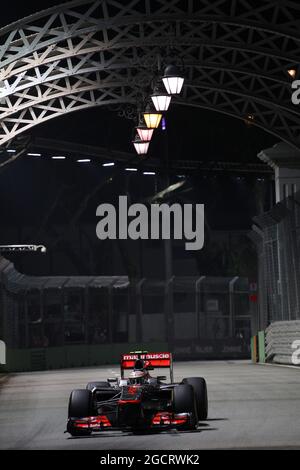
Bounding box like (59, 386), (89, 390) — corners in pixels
(66, 351), (208, 436)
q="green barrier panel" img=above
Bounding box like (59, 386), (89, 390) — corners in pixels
(4, 342), (169, 372)
(258, 331), (266, 363)
(4, 349), (32, 372)
(65, 345), (90, 369)
(46, 347), (66, 370)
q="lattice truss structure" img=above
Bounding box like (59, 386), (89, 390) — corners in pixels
(0, 0), (300, 148)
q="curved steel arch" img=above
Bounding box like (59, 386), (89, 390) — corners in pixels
(0, 0), (299, 148)
(0, 68), (295, 121)
(0, 85), (293, 147)
(1, 14), (299, 85)
(0, 75), (297, 148)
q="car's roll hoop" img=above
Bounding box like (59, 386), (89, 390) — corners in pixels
(120, 351), (174, 383)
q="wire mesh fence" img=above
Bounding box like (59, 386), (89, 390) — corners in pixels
(250, 191), (300, 329)
(0, 257), (252, 358)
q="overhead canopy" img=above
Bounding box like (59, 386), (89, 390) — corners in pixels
(0, 0), (299, 149)
(0, 257), (129, 293)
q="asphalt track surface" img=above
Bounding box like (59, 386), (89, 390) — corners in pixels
(0, 360), (300, 450)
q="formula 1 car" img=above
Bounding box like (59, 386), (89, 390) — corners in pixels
(66, 351), (208, 436)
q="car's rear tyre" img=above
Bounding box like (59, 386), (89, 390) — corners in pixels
(182, 377), (208, 420)
(173, 384), (198, 429)
(86, 381), (110, 391)
(68, 389), (93, 436)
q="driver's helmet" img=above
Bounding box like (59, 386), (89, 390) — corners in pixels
(129, 369), (147, 385)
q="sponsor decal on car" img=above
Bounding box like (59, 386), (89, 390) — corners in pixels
(122, 353), (171, 361)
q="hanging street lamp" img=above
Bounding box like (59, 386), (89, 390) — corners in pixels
(135, 114), (154, 141)
(162, 64), (185, 95)
(151, 82), (172, 112)
(136, 125), (154, 142)
(143, 103), (162, 129)
(132, 136), (150, 155)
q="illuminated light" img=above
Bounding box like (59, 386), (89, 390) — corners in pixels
(77, 159), (91, 163)
(7, 149), (16, 153)
(102, 162), (115, 167)
(52, 156), (66, 160)
(244, 114), (255, 127)
(136, 126), (154, 142)
(143, 171), (156, 176)
(27, 153), (42, 157)
(143, 103), (162, 129)
(151, 83), (172, 112)
(162, 117), (167, 131)
(125, 168), (138, 172)
(162, 65), (185, 95)
(288, 68), (297, 79)
(133, 138), (150, 155)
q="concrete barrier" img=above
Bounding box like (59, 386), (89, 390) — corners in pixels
(173, 338), (250, 360)
(2, 342), (169, 372)
(265, 321), (300, 366)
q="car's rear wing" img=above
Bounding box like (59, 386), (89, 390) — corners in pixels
(120, 351), (174, 383)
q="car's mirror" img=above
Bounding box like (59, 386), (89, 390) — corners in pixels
(107, 377), (117, 383)
(157, 375), (167, 381)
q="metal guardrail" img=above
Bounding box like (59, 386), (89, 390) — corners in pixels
(265, 321), (300, 365)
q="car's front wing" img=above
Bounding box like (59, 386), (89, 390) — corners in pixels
(67, 411), (192, 433)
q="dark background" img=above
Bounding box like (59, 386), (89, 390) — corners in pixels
(0, 1), (277, 279)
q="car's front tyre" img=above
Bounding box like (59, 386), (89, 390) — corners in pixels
(67, 389), (94, 437)
(173, 384), (198, 430)
(182, 377), (208, 420)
